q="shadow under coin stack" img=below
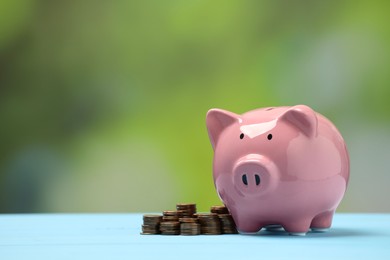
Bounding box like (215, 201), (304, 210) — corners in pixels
(141, 215), (162, 235)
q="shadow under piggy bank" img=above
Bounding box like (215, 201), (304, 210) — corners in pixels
(240, 226), (374, 238)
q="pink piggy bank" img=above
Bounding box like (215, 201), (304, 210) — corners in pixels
(206, 105), (349, 235)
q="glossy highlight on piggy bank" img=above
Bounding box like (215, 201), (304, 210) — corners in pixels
(206, 105), (350, 235)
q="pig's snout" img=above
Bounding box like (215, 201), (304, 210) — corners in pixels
(233, 154), (278, 196)
(237, 163), (263, 187)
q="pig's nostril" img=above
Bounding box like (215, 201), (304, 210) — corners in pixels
(242, 174), (248, 185)
(255, 174), (261, 186)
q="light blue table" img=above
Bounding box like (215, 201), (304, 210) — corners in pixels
(0, 213), (389, 259)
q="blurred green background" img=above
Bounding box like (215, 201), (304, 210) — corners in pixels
(1, 0), (389, 213)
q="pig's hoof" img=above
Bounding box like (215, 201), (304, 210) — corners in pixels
(289, 232), (307, 236)
(237, 227), (261, 235)
(236, 223), (262, 234)
(264, 225), (284, 231)
(311, 228), (329, 232)
(238, 230), (259, 235)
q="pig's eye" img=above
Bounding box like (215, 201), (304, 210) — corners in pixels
(240, 133), (244, 139)
(267, 134), (273, 140)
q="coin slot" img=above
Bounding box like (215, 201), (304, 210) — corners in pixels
(255, 174), (260, 186)
(242, 174), (248, 185)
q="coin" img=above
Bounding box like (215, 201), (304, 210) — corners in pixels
(218, 214), (238, 234)
(160, 221), (180, 235)
(142, 224), (160, 233)
(140, 203), (238, 236)
(210, 205), (229, 215)
(180, 222), (201, 235)
(179, 217), (198, 223)
(143, 215), (162, 225)
(176, 203), (197, 217)
(141, 214), (162, 235)
(163, 210), (178, 216)
(197, 213), (222, 235)
(162, 216), (179, 222)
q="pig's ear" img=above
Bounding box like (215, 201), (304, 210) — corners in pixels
(206, 109), (240, 150)
(279, 105), (318, 138)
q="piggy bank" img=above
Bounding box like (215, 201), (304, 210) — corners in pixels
(206, 105), (349, 235)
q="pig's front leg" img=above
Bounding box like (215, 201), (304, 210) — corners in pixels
(236, 219), (263, 234)
(310, 210), (335, 232)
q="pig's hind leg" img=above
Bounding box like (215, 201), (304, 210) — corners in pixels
(310, 210), (335, 232)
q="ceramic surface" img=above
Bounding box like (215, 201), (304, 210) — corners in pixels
(206, 105), (350, 235)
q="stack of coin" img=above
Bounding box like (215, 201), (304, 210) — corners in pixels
(210, 205), (229, 214)
(197, 213), (222, 235)
(141, 215), (162, 235)
(162, 210), (180, 222)
(160, 221), (180, 235)
(176, 203), (196, 217)
(179, 217), (200, 235)
(218, 214), (238, 234)
(140, 203), (239, 236)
